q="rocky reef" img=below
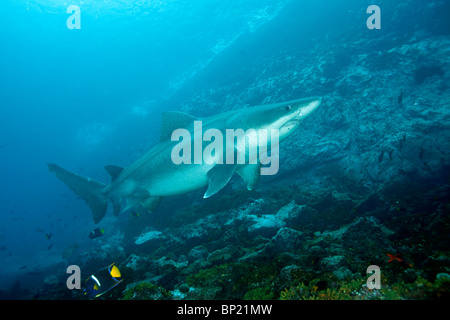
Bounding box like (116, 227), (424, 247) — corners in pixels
(68, 173), (446, 301)
(4, 0), (449, 300)
(22, 170), (446, 300)
(97, 0), (450, 299)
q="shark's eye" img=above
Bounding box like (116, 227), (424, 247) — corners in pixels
(286, 105), (292, 111)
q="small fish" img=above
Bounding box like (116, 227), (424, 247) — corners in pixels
(83, 263), (123, 298)
(45, 232), (53, 240)
(131, 210), (140, 218)
(89, 227), (105, 239)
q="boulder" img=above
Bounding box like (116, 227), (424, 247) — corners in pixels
(125, 254), (153, 273)
(207, 245), (238, 265)
(135, 229), (164, 245)
(188, 245), (209, 263)
(320, 255), (347, 272)
(247, 201), (306, 238)
(266, 227), (306, 254)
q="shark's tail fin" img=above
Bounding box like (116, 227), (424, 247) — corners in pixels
(47, 163), (108, 224)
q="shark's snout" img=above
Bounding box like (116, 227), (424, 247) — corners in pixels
(298, 98), (321, 118)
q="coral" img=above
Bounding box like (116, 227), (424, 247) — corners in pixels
(280, 279), (366, 300)
(280, 274), (450, 300)
(244, 287), (274, 300)
(122, 281), (172, 300)
(380, 276), (450, 300)
(185, 260), (283, 299)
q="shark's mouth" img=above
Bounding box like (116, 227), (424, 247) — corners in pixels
(281, 118), (300, 130)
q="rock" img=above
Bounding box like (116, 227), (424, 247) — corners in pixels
(134, 228), (168, 254)
(153, 256), (188, 272)
(125, 254), (152, 273)
(135, 228), (164, 245)
(436, 273), (450, 281)
(321, 255), (347, 272)
(170, 289), (187, 300)
(157, 270), (179, 288)
(259, 227), (306, 260)
(238, 249), (264, 263)
(308, 245), (325, 256)
(333, 267), (353, 280)
(178, 255), (188, 264)
(43, 274), (59, 286)
(279, 265), (302, 283)
(314, 217), (394, 263)
(403, 268), (418, 283)
(268, 227), (305, 253)
(247, 214), (284, 238)
(207, 245), (238, 265)
(180, 225), (209, 246)
(436, 255), (450, 264)
(185, 285), (223, 300)
(273, 200), (302, 221)
(247, 201), (305, 238)
(286, 205), (318, 227)
(188, 245), (209, 263)
(178, 283), (191, 293)
(239, 227), (306, 262)
(123, 280), (172, 300)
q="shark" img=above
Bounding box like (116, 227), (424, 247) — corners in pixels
(48, 97), (321, 223)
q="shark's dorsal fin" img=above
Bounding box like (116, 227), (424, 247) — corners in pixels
(160, 111), (198, 142)
(204, 164), (236, 198)
(236, 163), (261, 191)
(104, 165), (124, 182)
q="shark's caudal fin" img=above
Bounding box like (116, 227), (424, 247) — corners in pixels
(47, 163), (108, 224)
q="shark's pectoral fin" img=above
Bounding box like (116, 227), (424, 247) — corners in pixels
(123, 189), (151, 211)
(236, 163), (261, 191)
(204, 164), (237, 198)
(160, 111), (198, 142)
(140, 196), (162, 213)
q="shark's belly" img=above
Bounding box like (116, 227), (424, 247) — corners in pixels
(150, 164), (210, 196)
(141, 162), (211, 197)
(108, 139), (214, 198)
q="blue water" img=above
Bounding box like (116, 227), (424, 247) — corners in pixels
(0, 0), (449, 299)
(0, 0), (291, 289)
